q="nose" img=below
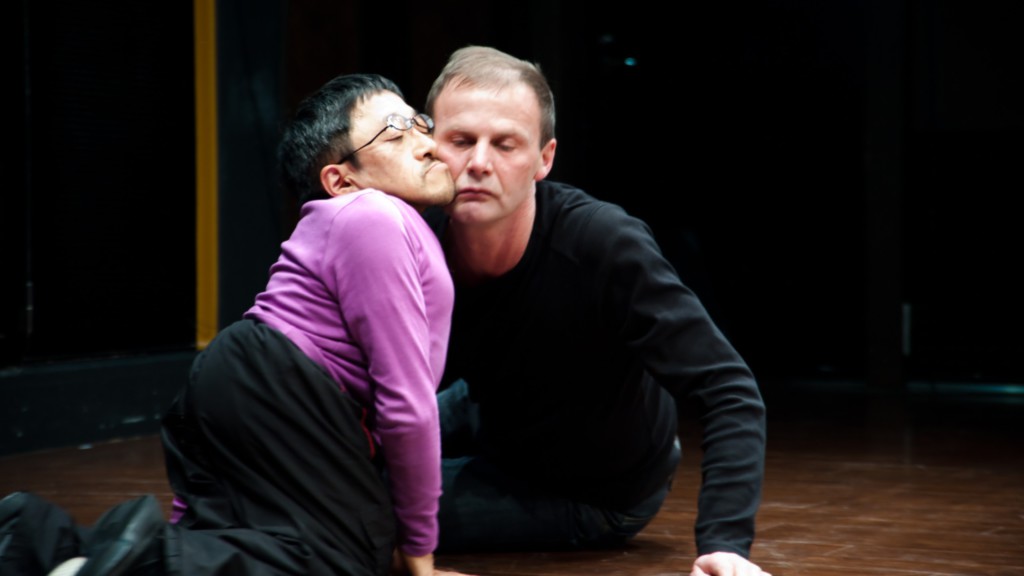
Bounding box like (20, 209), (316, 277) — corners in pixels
(412, 129), (438, 159)
(465, 141), (492, 175)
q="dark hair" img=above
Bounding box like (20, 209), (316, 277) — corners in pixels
(425, 45), (555, 148)
(279, 73), (404, 205)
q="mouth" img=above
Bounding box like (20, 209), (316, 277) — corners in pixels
(425, 161), (449, 176)
(455, 187), (490, 200)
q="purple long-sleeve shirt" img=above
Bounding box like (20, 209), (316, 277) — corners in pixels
(243, 189), (453, 556)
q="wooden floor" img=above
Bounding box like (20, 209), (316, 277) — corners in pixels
(2, 380), (1022, 575)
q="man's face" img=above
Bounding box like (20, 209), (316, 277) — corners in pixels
(343, 91), (454, 209)
(431, 81), (555, 226)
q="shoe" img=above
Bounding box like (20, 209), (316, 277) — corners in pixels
(73, 495), (164, 576)
(0, 491), (81, 576)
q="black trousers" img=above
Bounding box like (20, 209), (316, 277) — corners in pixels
(159, 319), (395, 576)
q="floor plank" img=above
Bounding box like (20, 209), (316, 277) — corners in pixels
(2, 381), (1023, 575)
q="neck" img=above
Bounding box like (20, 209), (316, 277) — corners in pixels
(447, 196), (535, 285)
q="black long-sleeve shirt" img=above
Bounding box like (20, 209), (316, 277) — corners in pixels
(426, 180), (766, 557)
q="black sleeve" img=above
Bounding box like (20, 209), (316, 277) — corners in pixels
(580, 203), (767, 557)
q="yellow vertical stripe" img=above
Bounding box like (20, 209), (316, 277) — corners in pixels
(194, 0), (218, 349)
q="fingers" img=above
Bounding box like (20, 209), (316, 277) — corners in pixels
(691, 551), (770, 576)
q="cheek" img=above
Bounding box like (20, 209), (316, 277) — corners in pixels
(505, 157), (540, 182)
(436, 145), (466, 173)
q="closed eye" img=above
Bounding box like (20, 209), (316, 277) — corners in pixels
(494, 137), (519, 152)
(448, 135), (474, 149)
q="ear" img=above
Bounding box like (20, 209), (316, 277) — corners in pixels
(534, 138), (557, 181)
(320, 163), (362, 197)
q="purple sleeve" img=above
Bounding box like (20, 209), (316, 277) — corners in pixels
(321, 196), (443, 556)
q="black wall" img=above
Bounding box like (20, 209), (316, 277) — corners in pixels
(3, 1), (196, 366)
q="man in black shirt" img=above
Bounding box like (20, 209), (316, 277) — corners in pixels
(423, 46), (772, 576)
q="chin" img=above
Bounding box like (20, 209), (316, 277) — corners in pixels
(447, 202), (491, 224)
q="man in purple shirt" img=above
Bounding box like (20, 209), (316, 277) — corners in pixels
(0, 74), (473, 576)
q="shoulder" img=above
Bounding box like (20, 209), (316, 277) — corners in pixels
(317, 190), (417, 229)
(344, 189), (407, 217)
(537, 180), (651, 246)
(296, 191), (432, 257)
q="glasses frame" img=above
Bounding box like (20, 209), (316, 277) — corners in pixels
(337, 113), (434, 165)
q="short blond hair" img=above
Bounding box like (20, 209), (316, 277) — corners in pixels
(425, 45), (556, 147)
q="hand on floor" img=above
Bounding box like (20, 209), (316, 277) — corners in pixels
(691, 551), (772, 576)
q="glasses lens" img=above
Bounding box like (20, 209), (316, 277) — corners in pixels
(413, 114), (434, 134)
(385, 114), (410, 131)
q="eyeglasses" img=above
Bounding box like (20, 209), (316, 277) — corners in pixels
(337, 113), (434, 165)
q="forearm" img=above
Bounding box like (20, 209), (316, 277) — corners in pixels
(694, 376), (767, 555)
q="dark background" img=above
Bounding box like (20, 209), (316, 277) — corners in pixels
(2, 0), (1021, 455)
